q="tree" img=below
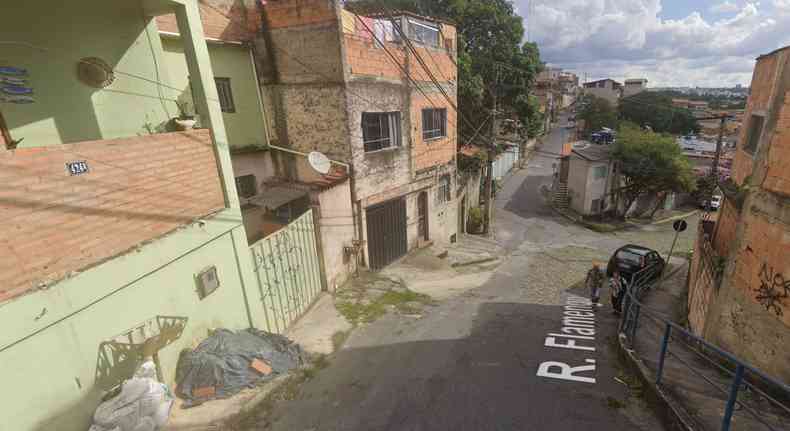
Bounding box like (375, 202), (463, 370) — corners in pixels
(619, 92), (699, 135)
(611, 124), (696, 217)
(578, 95), (618, 135)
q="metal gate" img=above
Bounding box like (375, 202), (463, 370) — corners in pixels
(366, 197), (408, 270)
(249, 210), (323, 333)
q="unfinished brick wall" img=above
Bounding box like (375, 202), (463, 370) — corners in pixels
(408, 45), (457, 83)
(763, 90), (790, 196)
(0, 130), (224, 302)
(344, 35), (406, 80)
(263, 0), (336, 29)
(411, 91), (457, 171)
(713, 199), (739, 256)
(156, 0), (259, 42)
(734, 53), (779, 184)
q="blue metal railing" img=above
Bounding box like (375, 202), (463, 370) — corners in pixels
(619, 264), (790, 431)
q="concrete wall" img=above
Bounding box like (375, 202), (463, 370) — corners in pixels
(160, 38), (268, 149)
(317, 181), (355, 290)
(2, 0), (181, 147)
(258, 0), (349, 159)
(0, 130), (224, 302)
(347, 81), (411, 203)
(0, 210), (252, 431)
(566, 156), (611, 215)
(567, 156), (590, 214)
(693, 47), (790, 382)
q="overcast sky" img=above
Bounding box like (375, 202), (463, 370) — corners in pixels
(519, 0), (790, 87)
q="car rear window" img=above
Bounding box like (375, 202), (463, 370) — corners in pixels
(616, 250), (643, 265)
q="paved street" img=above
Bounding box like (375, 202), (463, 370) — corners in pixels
(245, 117), (699, 431)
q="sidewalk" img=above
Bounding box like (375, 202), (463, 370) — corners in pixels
(621, 261), (788, 430)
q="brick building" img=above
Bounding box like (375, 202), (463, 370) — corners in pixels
(257, 0), (459, 269)
(583, 78), (622, 106)
(687, 45), (790, 381)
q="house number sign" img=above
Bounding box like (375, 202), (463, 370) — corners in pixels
(66, 161), (89, 176)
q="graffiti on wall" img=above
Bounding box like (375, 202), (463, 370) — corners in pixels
(754, 263), (790, 316)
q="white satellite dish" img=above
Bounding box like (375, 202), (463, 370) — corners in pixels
(308, 151), (331, 175)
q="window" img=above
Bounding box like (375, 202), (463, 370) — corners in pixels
(593, 165), (608, 179)
(235, 174), (257, 198)
(408, 18), (439, 47)
(215, 77), (235, 113)
(422, 108), (447, 140)
(743, 114), (764, 154)
(362, 112), (401, 152)
(436, 174), (451, 204)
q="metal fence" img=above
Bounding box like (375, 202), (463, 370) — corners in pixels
(249, 210), (323, 333)
(620, 266), (790, 431)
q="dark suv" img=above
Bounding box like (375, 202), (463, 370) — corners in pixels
(606, 244), (665, 281)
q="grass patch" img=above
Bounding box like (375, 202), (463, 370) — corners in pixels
(336, 288), (434, 325)
(331, 330), (350, 352)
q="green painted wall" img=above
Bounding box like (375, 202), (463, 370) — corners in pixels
(160, 38), (267, 148)
(0, 211), (255, 431)
(1, 0), (185, 147)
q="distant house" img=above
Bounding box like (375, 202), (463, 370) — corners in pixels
(564, 143), (616, 215)
(583, 78), (622, 106)
(622, 78), (648, 97)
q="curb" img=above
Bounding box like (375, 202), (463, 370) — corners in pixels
(650, 210), (700, 225)
(450, 256), (499, 268)
(616, 333), (700, 431)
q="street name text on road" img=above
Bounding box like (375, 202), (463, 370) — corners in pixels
(536, 294), (597, 383)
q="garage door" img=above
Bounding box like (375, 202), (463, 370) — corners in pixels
(366, 197), (408, 270)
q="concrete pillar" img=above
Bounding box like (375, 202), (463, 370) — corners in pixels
(174, 0), (240, 209)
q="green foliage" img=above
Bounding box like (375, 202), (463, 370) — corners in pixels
(578, 95), (618, 134)
(349, 0), (543, 143)
(611, 124), (696, 216)
(458, 151), (486, 173)
(619, 92), (699, 135)
(693, 174), (718, 201)
(467, 206), (484, 233)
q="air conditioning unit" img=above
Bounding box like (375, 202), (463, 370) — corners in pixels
(196, 266), (220, 299)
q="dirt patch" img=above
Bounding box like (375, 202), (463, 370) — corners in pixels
(334, 272), (435, 325)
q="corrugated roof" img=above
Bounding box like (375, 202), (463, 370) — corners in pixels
(248, 186), (307, 210)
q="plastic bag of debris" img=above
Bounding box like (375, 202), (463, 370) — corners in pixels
(89, 360), (174, 431)
(175, 328), (303, 406)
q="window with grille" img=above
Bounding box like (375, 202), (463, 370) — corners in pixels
(408, 18), (439, 47)
(235, 174), (256, 198)
(422, 108), (447, 140)
(214, 77), (236, 113)
(743, 114), (764, 154)
(362, 112), (401, 152)
(436, 174), (451, 204)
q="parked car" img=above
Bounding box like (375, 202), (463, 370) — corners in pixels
(606, 244), (665, 281)
(700, 195), (722, 210)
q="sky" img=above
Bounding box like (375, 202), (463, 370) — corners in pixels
(519, 0), (790, 87)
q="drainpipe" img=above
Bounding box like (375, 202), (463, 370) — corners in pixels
(248, 43), (272, 146)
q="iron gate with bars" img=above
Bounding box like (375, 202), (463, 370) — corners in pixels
(366, 198), (408, 270)
(249, 210), (323, 333)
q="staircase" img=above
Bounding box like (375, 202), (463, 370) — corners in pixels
(552, 182), (569, 209)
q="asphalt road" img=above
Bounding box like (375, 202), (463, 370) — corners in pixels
(248, 117), (680, 431)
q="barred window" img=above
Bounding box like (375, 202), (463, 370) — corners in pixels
(214, 77), (236, 113)
(362, 112), (401, 152)
(422, 108), (447, 140)
(235, 174), (256, 198)
(436, 174), (451, 204)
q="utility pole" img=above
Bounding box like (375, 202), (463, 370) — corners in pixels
(712, 116), (726, 179)
(483, 65), (500, 234)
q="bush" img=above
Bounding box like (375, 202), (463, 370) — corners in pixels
(467, 206), (484, 233)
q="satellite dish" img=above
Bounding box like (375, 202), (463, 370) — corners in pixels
(308, 151), (331, 175)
